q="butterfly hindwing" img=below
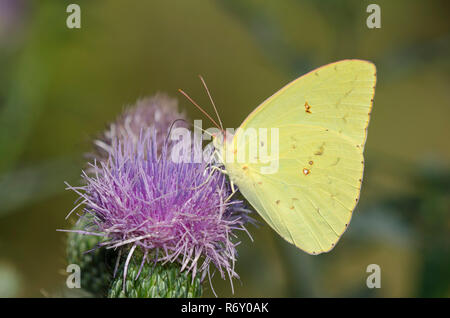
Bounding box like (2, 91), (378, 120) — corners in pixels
(228, 125), (363, 254)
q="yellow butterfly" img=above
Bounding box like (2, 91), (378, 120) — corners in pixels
(184, 60), (376, 255)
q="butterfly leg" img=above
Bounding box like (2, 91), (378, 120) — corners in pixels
(208, 165), (229, 175)
(190, 167), (217, 190)
(225, 185), (238, 203)
(190, 164), (232, 191)
(205, 164), (237, 192)
(230, 179), (236, 193)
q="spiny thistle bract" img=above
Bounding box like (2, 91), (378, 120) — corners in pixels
(66, 128), (252, 296)
(109, 258), (202, 298)
(66, 217), (113, 297)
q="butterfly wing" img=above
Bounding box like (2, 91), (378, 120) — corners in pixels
(239, 60), (376, 148)
(226, 60), (376, 254)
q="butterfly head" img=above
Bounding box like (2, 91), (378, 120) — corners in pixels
(212, 130), (235, 160)
(212, 131), (224, 150)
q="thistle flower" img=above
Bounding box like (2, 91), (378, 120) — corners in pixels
(66, 128), (252, 295)
(93, 94), (188, 160)
(65, 94), (190, 296)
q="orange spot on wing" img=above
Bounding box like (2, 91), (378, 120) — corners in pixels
(302, 168), (310, 176)
(304, 101), (312, 114)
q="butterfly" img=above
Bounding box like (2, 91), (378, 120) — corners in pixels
(181, 60), (376, 255)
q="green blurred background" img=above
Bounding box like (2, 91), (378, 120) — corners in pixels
(0, 0), (449, 297)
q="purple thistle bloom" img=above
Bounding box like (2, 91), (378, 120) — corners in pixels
(93, 94), (188, 160)
(66, 128), (252, 293)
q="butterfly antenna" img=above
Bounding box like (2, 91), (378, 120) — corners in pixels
(198, 75), (224, 132)
(165, 116), (214, 139)
(178, 89), (222, 130)
(163, 118), (188, 148)
(194, 124), (214, 137)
